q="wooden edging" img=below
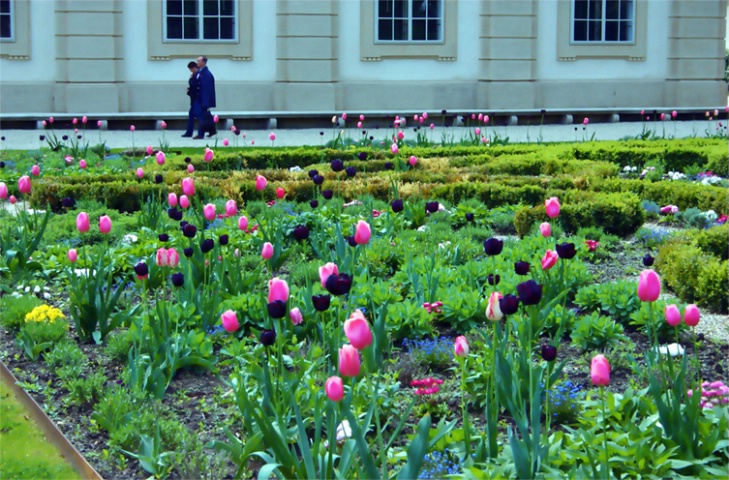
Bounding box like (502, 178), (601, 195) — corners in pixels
(0, 360), (103, 480)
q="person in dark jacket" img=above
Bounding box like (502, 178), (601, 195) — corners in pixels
(182, 61), (199, 137)
(194, 56), (217, 139)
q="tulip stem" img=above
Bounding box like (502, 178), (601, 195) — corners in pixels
(460, 356), (471, 461)
(601, 387), (609, 479)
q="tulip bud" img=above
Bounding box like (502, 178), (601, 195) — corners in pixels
(591, 354), (610, 386)
(325, 376), (345, 402)
(221, 310), (239, 332)
(454, 336), (469, 357)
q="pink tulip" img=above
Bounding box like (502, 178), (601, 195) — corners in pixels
(136, 168), (144, 178)
(168, 193), (178, 207)
(319, 262), (338, 288)
(31, 165), (40, 176)
(583, 117), (589, 125)
(475, 127), (481, 136)
(67, 249), (78, 263)
(391, 143), (399, 154)
(357, 121), (362, 128)
(353, 220), (371, 245)
(224, 199), (237, 216)
(276, 187), (285, 199)
(167, 248), (179, 268)
(261, 242), (274, 260)
(486, 292), (503, 321)
(146, 145), (154, 156)
(82, 116), (88, 124)
(8, 195), (16, 204)
(213, 114), (219, 123)
(0, 182), (7, 199)
(325, 376), (345, 402)
(238, 216), (249, 231)
(160, 120), (167, 129)
(18, 176), (31, 194)
(671, 110), (677, 119)
(290, 307), (303, 326)
(48, 116), (54, 124)
(637, 269), (661, 302)
(359, 114), (365, 121)
(478, 113), (484, 121)
(541, 250), (558, 270)
(269, 132), (276, 141)
(665, 304), (682, 327)
(640, 109), (645, 115)
(540, 222), (552, 237)
(202, 203), (216, 221)
(591, 355), (610, 386)
(409, 155), (418, 167)
(79, 159), (87, 169)
(99, 215), (112, 234)
(660, 113), (666, 121)
(221, 310), (239, 332)
(182, 177), (195, 196)
(429, 123), (435, 130)
(42, 120), (47, 127)
(255, 175), (267, 191)
(341, 112), (347, 121)
(223, 138), (229, 146)
(204, 148), (214, 162)
(268, 277), (290, 304)
(156, 151), (166, 165)
(338, 344), (361, 377)
(72, 117), (78, 125)
(422, 112), (428, 120)
(97, 120), (102, 127)
(454, 336), (469, 357)
(180, 195), (190, 209)
(156, 248), (169, 267)
(397, 131), (404, 140)
(484, 115), (489, 124)
(76, 212), (90, 232)
(684, 304), (700, 327)
(545, 197), (560, 218)
(187, 164), (194, 173)
(344, 310), (373, 350)
(130, 125), (135, 132)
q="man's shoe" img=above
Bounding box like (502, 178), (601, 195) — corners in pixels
(193, 135), (205, 140)
(181, 134), (192, 138)
(207, 130), (217, 137)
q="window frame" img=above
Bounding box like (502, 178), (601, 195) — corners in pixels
(360, 0), (457, 61)
(163, 0), (238, 43)
(375, 0), (444, 44)
(0, 0), (30, 60)
(570, 0), (635, 44)
(147, 0), (252, 61)
(557, 0), (646, 61)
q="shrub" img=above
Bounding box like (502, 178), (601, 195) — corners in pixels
(0, 295), (43, 330)
(570, 312), (628, 351)
(696, 224), (729, 260)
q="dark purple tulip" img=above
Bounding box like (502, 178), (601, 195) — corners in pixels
(358, 151), (367, 161)
(555, 242), (576, 260)
(62, 135), (69, 141)
(134, 262), (149, 277)
(201, 238), (215, 253)
(313, 175), (324, 185)
(171, 272), (185, 287)
(61, 196), (75, 208)
(39, 135), (46, 141)
(310, 199), (319, 209)
(267, 301), (287, 319)
(159, 233), (169, 242)
(260, 328), (277, 346)
(517, 280), (543, 305)
(308, 169), (319, 179)
(347, 235), (357, 247)
(184, 157), (192, 163)
(345, 166), (356, 177)
(168, 207), (183, 221)
(312, 294), (331, 311)
(180, 220), (189, 229)
(499, 294), (520, 315)
(219, 234), (229, 246)
(233, 128), (240, 136)
(483, 238), (504, 256)
(487, 274), (500, 286)
(155, 174), (164, 184)
(425, 202), (439, 213)
(331, 159), (344, 172)
(322, 189), (333, 200)
(183, 247), (193, 257)
(465, 213), (474, 222)
(183, 224), (197, 238)
(325, 273), (353, 296)
(642, 254), (654, 267)
(384, 162), (394, 170)
(541, 344), (557, 362)
(292, 225), (310, 241)
(0, 162), (4, 168)
(514, 261), (530, 275)
(391, 199), (404, 213)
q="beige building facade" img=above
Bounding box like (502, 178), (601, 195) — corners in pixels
(0, 0), (726, 118)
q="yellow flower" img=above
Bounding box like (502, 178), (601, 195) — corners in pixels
(25, 305), (66, 324)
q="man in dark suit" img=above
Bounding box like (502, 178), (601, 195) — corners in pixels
(182, 61), (199, 137)
(194, 56), (217, 139)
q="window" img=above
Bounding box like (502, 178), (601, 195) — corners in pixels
(572, 0), (634, 43)
(377, 0), (442, 43)
(165, 0), (236, 41)
(0, 0), (12, 40)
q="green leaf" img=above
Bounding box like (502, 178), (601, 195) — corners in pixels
(397, 414), (432, 480)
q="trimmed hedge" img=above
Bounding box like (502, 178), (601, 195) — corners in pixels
(591, 178), (727, 214)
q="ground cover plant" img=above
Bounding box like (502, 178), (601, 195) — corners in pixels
(0, 118), (728, 479)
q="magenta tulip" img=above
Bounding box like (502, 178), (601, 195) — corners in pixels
(269, 132), (276, 141)
(325, 376), (345, 402)
(319, 262), (338, 288)
(238, 216), (249, 231)
(276, 187), (285, 199)
(130, 125), (135, 132)
(545, 197), (560, 218)
(156, 151), (166, 165)
(665, 304), (682, 327)
(261, 242), (274, 260)
(17, 176), (31, 194)
(338, 344), (361, 377)
(97, 120), (102, 127)
(541, 250), (558, 270)
(684, 304), (700, 327)
(0, 182), (7, 199)
(290, 307), (303, 326)
(591, 354), (610, 386)
(82, 116), (88, 124)
(223, 138), (229, 146)
(221, 310), (239, 332)
(213, 114), (219, 123)
(182, 177), (195, 196)
(168, 193), (178, 207)
(31, 165), (40, 176)
(180, 195), (190, 209)
(203, 148), (214, 163)
(454, 336), (469, 357)
(353, 220), (371, 245)
(76, 212), (90, 233)
(637, 269), (661, 302)
(391, 143), (399, 154)
(187, 164), (195, 173)
(79, 159), (87, 169)
(203, 203), (216, 221)
(268, 277), (290, 304)
(145, 145), (153, 156)
(136, 168), (144, 178)
(409, 155), (418, 167)
(583, 117), (589, 125)
(344, 310), (373, 350)
(8, 195), (16, 204)
(255, 175), (267, 191)
(67, 249), (78, 263)
(225, 199), (237, 216)
(99, 215), (112, 234)
(540, 222), (551, 237)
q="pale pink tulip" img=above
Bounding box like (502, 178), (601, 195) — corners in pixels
(167, 248), (179, 268)
(187, 164), (194, 173)
(269, 132), (276, 141)
(540, 222), (552, 237)
(180, 195), (190, 209)
(290, 307), (303, 326)
(203, 203), (216, 221)
(130, 125), (135, 131)
(391, 143), (399, 154)
(168, 193), (178, 207)
(261, 242), (274, 260)
(73, 117), (78, 125)
(156, 248), (169, 267)
(213, 114), (219, 123)
(268, 277), (290, 303)
(454, 336), (469, 357)
(68, 249), (78, 263)
(486, 292), (504, 321)
(319, 262), (338, 288)
(225, 199), (237, 216)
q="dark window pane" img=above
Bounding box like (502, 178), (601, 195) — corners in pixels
(220, 0), (234, 16)
(393, 18), (407, 40)
(166, 0), (182, 15)
(184, 16), (198, 39)
(167, 17), (182, 39)
(619, 20), (633, 41)
(606, 0), (619, 19)
(0, 15), (10, 38)
(378, 0), (392, 18)
(412, 19), (425, 40)
(183, 0), (197, 15)
(203, 0), (217, 15)
(203, 17), (219, 39)
(620, 0), (633, 20)
(394, 0), (407, 17)
(0, 0), (10, 14)
(573, 20), (587, 41)
(574, 0), (587, 19)
(588, 20), (601, 40)
(427, 0), (440, 18)
(589, 0), (602, 19)
(427, 19), (440, 40)
(413, 0), (426, 18)
(605, 20), (618, 40)
(220, 16), (234, 39)
(378, 19), (392, 40)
